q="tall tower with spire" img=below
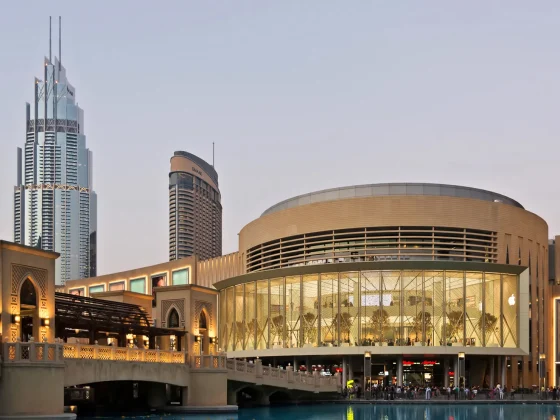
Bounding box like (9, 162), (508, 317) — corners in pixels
(14, 17), (97, 284)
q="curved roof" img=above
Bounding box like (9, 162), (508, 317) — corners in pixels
(173, 151), (219, 187)
(261, 183), (524, 216)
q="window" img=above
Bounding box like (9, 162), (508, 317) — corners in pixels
(130, 277), (146, 294)
(109, 281), (125, 291)
(172, 269), (189, 285)
(169, 308), (180, 328)
(70, 288), (84, 296)
(89, 284), (105, 295)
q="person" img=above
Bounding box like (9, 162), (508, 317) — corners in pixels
(473, 387), (478, 400)
(447, 386), (451, 400)
(465, 387), (470, 400)
(425, 385), (431, 400)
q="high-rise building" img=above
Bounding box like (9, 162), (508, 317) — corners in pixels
(169, 151), (222, 261)
(13, 17), (97, 284)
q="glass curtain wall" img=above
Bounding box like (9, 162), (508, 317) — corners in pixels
(220, 270), (518, 351)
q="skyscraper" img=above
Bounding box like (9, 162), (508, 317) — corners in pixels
(169, 151), (222, 261)
(14, 17), (97, 284)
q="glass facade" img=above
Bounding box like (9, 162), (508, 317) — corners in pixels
(13, 56), (96, 284)
(219, 270), (519, 352)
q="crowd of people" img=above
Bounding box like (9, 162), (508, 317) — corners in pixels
(344, 381), (560, 401)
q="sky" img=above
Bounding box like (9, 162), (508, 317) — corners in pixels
(0, 1), (559, 276)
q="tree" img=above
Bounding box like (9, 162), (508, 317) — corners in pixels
(302, 312), (317, 344)
(477, 313), (498, 344)
(369, 309), (389, 341)
(271, 315), (284, 343)
(412, 311), (432, 342)
(332, 312), (353, 342)
(444, 310), (464, 342)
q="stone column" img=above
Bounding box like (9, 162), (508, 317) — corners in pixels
(342, 356), (347, 386)
(444, 358), (450, 388)
(490, 357), (495, 388)
(511, 356), (519, 388)
(501, 356), (507, 387)
(397, 355), (403, 386)
(453, 357), (459, 387)
(348, 357), (354, 380)
(293, 357), (298, 371)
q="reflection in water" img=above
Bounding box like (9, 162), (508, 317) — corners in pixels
(84, 404), (560, 420)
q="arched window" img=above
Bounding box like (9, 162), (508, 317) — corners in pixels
(20, 278), (37, 307)
(168, 308), (180, 328)
(199, 311), (207, 330)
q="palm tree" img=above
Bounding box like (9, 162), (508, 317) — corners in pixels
(271, 315), (284, 344)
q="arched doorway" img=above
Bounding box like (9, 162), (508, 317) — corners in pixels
(198, 310), (209, 354)
(19, 278), (38, 342)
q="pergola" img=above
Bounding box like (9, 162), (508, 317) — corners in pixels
(54, 292), (186, 350)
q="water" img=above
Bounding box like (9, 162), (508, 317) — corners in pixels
(82, 403), (560, 420)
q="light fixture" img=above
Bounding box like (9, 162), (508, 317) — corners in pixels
(11, 314), (21, 324)
(194, 335), (201, 343)
(539, 353), (546, 360)
(74, 329), (80, 335)
(458, 352), (465, 359)
(41, 318), (50, 327)
(364, 351), (371, 358)
(209, 337), (217, 345)
(508, 294), (516, 306)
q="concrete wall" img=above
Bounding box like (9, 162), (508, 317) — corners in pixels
(0, 363), (65, 417)
(64, 359), (190, 387)
(185, 369), (228, 406)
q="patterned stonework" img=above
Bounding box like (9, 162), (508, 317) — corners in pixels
(161, 299), (185, 328)
(193, 300), (213, 334)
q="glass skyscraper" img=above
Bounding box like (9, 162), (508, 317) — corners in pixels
(14, 42), (97, 284)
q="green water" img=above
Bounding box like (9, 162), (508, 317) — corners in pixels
(85, 403), (560, 420)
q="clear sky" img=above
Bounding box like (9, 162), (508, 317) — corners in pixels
(1, 1), (559, 276)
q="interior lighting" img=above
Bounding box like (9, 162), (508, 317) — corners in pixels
(11, 314), (21, 324)
(41, 318), (50, 327)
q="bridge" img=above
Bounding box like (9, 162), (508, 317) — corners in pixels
(1, 341), (339, 408)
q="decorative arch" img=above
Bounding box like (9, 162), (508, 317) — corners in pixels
(9, 265), (49, 343)
(168, 307), (180, 328)
(193, 300), (213, 334)
(161, 299), (185, 328)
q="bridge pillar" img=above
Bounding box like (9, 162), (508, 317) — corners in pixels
(0, 343), (74, 419)
(185, 369), (228, 406)
(147, 383), (167, 409)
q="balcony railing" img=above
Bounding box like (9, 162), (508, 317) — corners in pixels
(1, 342), (63, 362)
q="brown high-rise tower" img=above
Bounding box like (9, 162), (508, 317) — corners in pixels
(169, 151), (222, 261)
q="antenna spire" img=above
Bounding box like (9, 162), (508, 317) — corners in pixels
(213, 142), (215, 167)
(49, 17), (52, 62)
(58, 16), (61, 71)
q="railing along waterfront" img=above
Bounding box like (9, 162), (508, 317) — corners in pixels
(224, 357), (340, 390)
(0, 342), (186, 364)
(1, 342), (63, 362)
(62, 343), (186, 363)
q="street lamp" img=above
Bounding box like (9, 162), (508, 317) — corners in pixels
(364, 351), (372, 399)
(539, 354), (546, 399)
(458, 352), (466, 396)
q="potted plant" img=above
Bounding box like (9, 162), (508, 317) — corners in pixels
(444, 310), (464, 345)
(271, 315), (284, 347)
(332, 312), (353, 344)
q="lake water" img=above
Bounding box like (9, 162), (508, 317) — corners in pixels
(83, 403), (560, 420)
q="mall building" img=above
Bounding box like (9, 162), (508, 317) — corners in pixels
(63, 183), (553, 389)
